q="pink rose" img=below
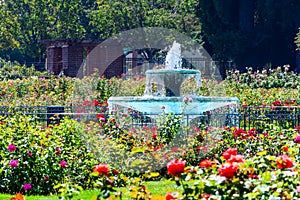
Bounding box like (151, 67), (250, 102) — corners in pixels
(8, 144), (16, 152)
(10, 160), (18, 168)
(60, 160), (67, 168)
(23, 183), (32, 191)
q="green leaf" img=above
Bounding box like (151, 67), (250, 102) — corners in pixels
(131, 146), (146, 153)
(144, 172), (160, 178)
(54, 184), (62, 189)
(90, 172), (99, 177)
(175, 180), (181, 186)
(261, 171), (271, 183)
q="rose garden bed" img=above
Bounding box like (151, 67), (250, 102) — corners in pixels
(1, 112), (300, 199)
(0, 65), (299, 199)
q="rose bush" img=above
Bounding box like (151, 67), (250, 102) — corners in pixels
(0, 63), (298, 199)
(0, 114), (97, 195)
(166, 125), (300, 199)
(0, 64), (298, 107)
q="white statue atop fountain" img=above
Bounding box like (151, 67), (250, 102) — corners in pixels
(165, 41), (182, 70)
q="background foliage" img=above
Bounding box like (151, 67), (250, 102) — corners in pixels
(0, 0), (300, 74)
(0, 60), (298, 107)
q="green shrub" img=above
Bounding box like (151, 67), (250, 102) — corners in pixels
(0, 114), (97, 195)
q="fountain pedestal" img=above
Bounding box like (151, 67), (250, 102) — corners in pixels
(144, 69), (201, 97)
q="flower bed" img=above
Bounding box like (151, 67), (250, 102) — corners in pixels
(0, 114), (97, 195)
(0, 112), (300, 199)
(0, 64), (299, 199)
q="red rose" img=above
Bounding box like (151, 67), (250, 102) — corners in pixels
(222, 148), (237, 160)
(167, 158), (186, 177)
(282, 146), (289, 152)
(166, 192), (178, 200)
(234, 128), (246, 138)
(227, 154), (244, 163)
(92, 99), (101, 106)
(201, 194), (211, 200)
(276, 155), (293, 169)
(82, 100), (92, 106)
(112, 169), (118, 175)
(93, 164), (109, 176)
(272, 100), (282, 106)
(218, 163), (238, 178)
(96, 113), (105, 121)
(199, 159), (212, 168)
(152, 134), (158, 140)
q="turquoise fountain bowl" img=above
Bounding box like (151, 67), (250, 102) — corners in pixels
(108, 96), (239, 115)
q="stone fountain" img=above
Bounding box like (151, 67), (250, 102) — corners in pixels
(108, 41), (239, 117)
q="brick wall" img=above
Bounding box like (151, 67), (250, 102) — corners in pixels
(44, 39), (124, 78)
(52, 47), (62, 75)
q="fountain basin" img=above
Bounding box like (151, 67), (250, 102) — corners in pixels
(108, 96), (239, 115)
(146, 69), (200, 75)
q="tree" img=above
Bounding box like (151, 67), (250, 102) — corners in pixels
(1, 0), (90, 65)
(196, 0), (300, 74)
(0, 1), (20, 49)
(88, 0), (200, 39)
(87, 0), (201, 66)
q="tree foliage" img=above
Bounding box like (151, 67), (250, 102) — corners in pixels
(1, 0), (89, 63)
(0, 1), (20, 49)
(296, 28), (300, 49)
(0, 0), (299, 74)
(88, 0), (201, 64)
(0, 0), (201, 66)
(196, 0), (300, 72)
(88, 0), (200, 39)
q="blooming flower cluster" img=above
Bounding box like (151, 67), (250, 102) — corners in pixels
(218, 148), (245, 178)
(271, 100), (296, 107)
(8, 144), (16, 152)
(93, 164), (109, 176)
(23, 183), (32, 191)
(167, 158), (186, 177)
(294, 135), (300, 144)
(199, 159), (213, 168)
(60, 160), (67, 168)
(10, 160), (18, 168)
(233, 128), (257, 139)
(276, 155), (293, 169)
(218, 163), (238, 178)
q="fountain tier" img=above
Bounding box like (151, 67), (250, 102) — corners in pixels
(144, 69), (201, 97)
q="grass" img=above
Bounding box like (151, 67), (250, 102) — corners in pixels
(0, 180), (183, 200)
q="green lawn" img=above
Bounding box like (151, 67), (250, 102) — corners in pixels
(1, 180), (182, 200)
